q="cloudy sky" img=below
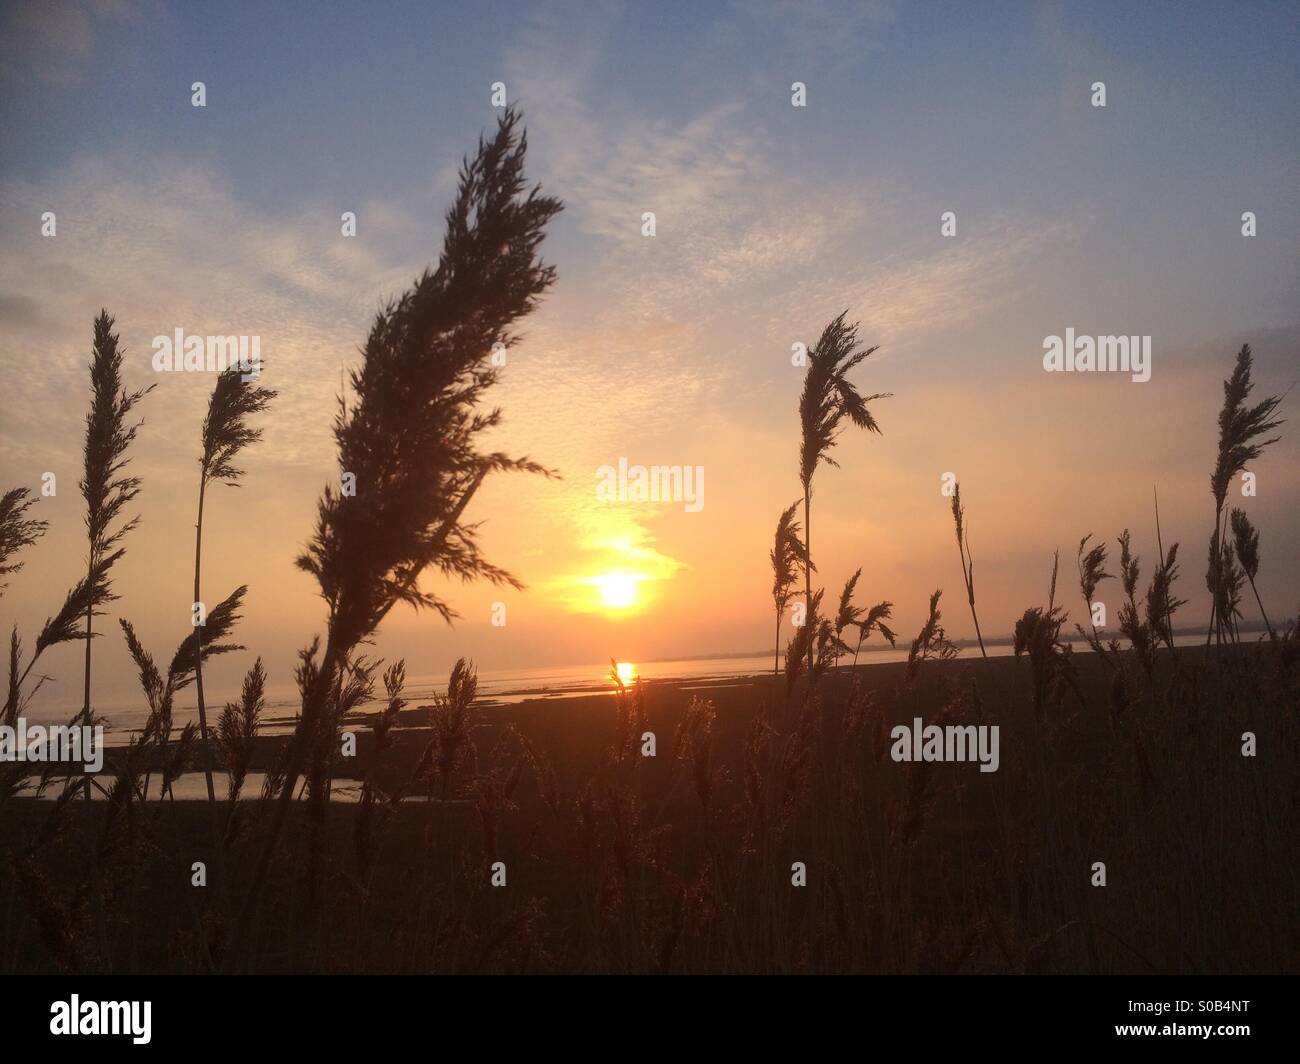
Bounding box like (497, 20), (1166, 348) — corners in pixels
(1, 0), (1297, 710)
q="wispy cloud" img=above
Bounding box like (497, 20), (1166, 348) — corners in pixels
(0, 155), (417, 473)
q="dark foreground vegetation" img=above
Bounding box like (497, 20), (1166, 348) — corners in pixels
(1, 642), (1297, 974)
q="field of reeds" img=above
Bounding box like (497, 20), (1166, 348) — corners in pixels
(0, 110), (1295, 975)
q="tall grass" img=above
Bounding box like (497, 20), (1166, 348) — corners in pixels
(191, 366), (275, 885)
(227, 106), (561, 967)
(0, 489), (47, 599)
(1230, 508), (1274, 640)
(1205, 345), (1283, 656)
(1075, 533), (1112, 655)
(77, 312), (152, 736)
(797, 313), (887, 674)
(949, 482), (987, 658)
(769, 502), (803, 679)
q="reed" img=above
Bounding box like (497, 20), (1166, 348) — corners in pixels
(769, 502), (804, 679)
(192, 365), (275, 876)
(1075, 534), (1112, 656)
(1205, 345), (1283, 655)
(0, 489), (47, 600)
(215, 658), (266, 838)
(797, 313), (888, 674)
(76, 312), (152, 736)
(905, 590), (958, 684)
(949, 483), (987, 657)
(834, 568), (895, 669)
(227, 107), (561, 967)
(1229, 508), (1274, 640)
(1010, 551), (1081, 719)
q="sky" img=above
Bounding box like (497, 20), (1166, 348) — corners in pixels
(1, 0), (1297, 710)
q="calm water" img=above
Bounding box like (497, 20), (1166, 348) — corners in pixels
(13, 633), (1215, 800)
(22, 633), (1214, 744)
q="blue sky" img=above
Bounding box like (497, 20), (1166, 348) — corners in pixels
(1, 0), (1297, 707)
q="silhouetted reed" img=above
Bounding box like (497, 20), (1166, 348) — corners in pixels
(833, 568), (895, 669)
(0, 489), (47, 600)
(949, 482), (987, 657)
(905, 590), (958, 684)
(215, 658), (266, 829)
(769, 501), (804, 678)
(77, 311), (152, 733)
(229, 107), (561, 964)
(1205, 345), (1283, 654)
(1230, 507), (1274, 639)
(192, 365), (275, 868)
(797, 313), (887, 673)
(1075, 534), (1112, 656)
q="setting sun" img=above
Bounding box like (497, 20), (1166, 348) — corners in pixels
(594, 572), (640, 609)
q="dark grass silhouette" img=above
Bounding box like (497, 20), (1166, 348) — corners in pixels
(797, 314), (888, 675)
(768, 501), (803, 679)
(192, 366), (275, 891)
(1205, 345), (1283, 656)
(227, 106), (562, 969)
(77, 313), (152, 752)
(0, 489), (46, 599)
(1231, 508), (1274, 640)
(949, 482), (987, 658)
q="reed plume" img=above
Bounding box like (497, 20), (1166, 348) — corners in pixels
(118, 586), (247, 797)
(1012, 554), (1078, 718)
(231, 108), (561, 964)
(1146, 543), (1186, 653)
(1075, 533), (1112, 654)
(0, 487), (47, 598)
(216, 658), (266, 809)
(1205, 345), (1283, 653)
(1207, 539), (1244, 644)
(0, 487), (53, 736)
(834, 568), (895, 669)
(833, 568), (864, 667)
(797, 312), (888, 673)
(784, 587), (823, 694)
(1229, 508), (1274, 640)
(192, 366), (275, 876)
(769, 501), (804, 678)
(906, 590), (958, 683)
(77, 311), (152, 732)
(852, 599), (896, 667)
(1115, 529), (1153, 675)
(4, 550), (117, 728)
(949, 482), (987, 657)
